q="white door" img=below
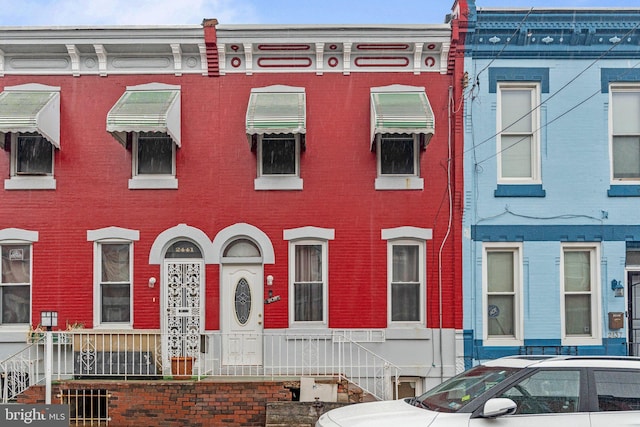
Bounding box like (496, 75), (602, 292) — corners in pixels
(164, 260), (203, 359)
(221, 265), (263, 365)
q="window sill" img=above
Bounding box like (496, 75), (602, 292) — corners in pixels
(0, 327), (30, 343)
(484, 337), (524, 347)
(93, 324), (134, 331)
(288, 322), (328, 329)
(128, 176), (178, 189)
(254, 176), (303, 191)
(608, 185), (640, 197)
(561, 337), (602, 347)
(375, 176), (423, 190)
(494, 184), (545, 197)
(5, 176), (56, 190)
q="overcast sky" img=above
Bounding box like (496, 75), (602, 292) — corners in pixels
(0, 0), (637, 26)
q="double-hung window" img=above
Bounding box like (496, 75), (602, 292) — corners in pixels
(611, 86), (640, 180)
(257, 133), (300, 177)
(389, 241), (424, 322)
(0, 244), (31, 325)
(99, 243), (132, 324)
(483, 243), (523, 345)
(12, 133), (53, 176)
(106, 83), (181, 190)
(0, 84), (60, 190)
(560, 243), (601, 345)
(497, 83), (540, 183)
(246, 86), (306, 191)
(88, 227), (139, 328)
(293, 243), (325, 322)
(284, 227), (334, 326)
(370, 85), (434, 191)
(382, 227), (431, 326)
(133, 132), (175, 178)
(377, 134), (419, 177)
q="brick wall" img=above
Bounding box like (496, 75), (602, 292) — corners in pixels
(18, 380), (293, 427)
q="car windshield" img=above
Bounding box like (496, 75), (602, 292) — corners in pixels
(410, 365), (522, 413)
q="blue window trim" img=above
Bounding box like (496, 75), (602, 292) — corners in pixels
(608, 185), (640, 197)
(495, 184), (546, 197)
(601, 68), (640, 93)
(489, 67), (550, 93)
(471, 224), (640, 242)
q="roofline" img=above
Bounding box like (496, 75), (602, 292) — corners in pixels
(477, 7), (640, 13)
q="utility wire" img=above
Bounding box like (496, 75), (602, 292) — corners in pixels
(475, 60), (640, 166)
(466, 19), (640, 159)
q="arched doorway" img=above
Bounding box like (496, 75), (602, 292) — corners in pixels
(163, 240), (204, 361)
(220, 238), (263, 365)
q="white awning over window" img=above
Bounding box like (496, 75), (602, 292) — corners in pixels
(107, 82), (181, 147)
(0, 83), (61, 148)
(246, 85), (306, 144)
(370, 84), (435, 149)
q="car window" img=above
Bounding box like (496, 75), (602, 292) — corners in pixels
(594, 369), (640, 411)
(498, 369), (580, 414)
(415, 365), (521, 412)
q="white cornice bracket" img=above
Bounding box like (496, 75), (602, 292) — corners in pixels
(171, 43), (182, 76)
(198, 43), (208, 76)
(343, 42), (351, 75)
(93, 44), (108, 76)
(440, 42), (450, 74)
(0, 48), (4, 77)
(243, 43), (253, 75)
(66, 44), (80, 76)
(315, 42), (324, 75)
(413, 42), (424, 75)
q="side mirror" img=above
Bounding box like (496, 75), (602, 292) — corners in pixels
(481, 398), (517, 418)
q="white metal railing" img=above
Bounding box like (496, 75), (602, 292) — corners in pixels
(1, 338), (45, 402)
(1, 330), (399, 401)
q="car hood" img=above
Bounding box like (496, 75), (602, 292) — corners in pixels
(317, 399), (439, 427)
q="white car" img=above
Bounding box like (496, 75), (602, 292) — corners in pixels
(316, 355), (640, 427)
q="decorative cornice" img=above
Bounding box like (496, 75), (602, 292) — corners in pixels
(0, 24), (451, 76)
(464, 9), (640, 59)
(0, 26), (206, 77)
(216, 25), (451, 75)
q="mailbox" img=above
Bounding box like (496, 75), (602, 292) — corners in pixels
(608, 312), (624, 330)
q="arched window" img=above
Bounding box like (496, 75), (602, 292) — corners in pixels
(165, 240), (202, 259)
(223, 238), (261, 258)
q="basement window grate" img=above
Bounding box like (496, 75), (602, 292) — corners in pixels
(59, 389), (110, 426)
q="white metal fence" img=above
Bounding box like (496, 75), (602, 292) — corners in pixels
(1, 331), (399, 402)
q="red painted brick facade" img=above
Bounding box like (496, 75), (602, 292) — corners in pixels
(0, 22), (464, 345)
(1, 71), (462, 331)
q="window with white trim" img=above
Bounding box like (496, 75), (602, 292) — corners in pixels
(256, 133), (303, 188)
(377, 134), (419, 177)
(130, 132), (176, 188)
(88, 227), (139, 328)
(561, 243), (601, 345)
(382, 227), (431, 326)
(1, 83), (60, 191)
(497, 83), (540, 183)
(483, 243), (523, 345)
(6, 133), (56, 190)
(284, 227), (334, 327)
(388, 240), (424, 323)
(98, 243), (132, 324)
(292, 241), (326, 323)
(610, 86), (640, 180)
(0, 243), (31, 325)
(12, 133), (53, 176)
